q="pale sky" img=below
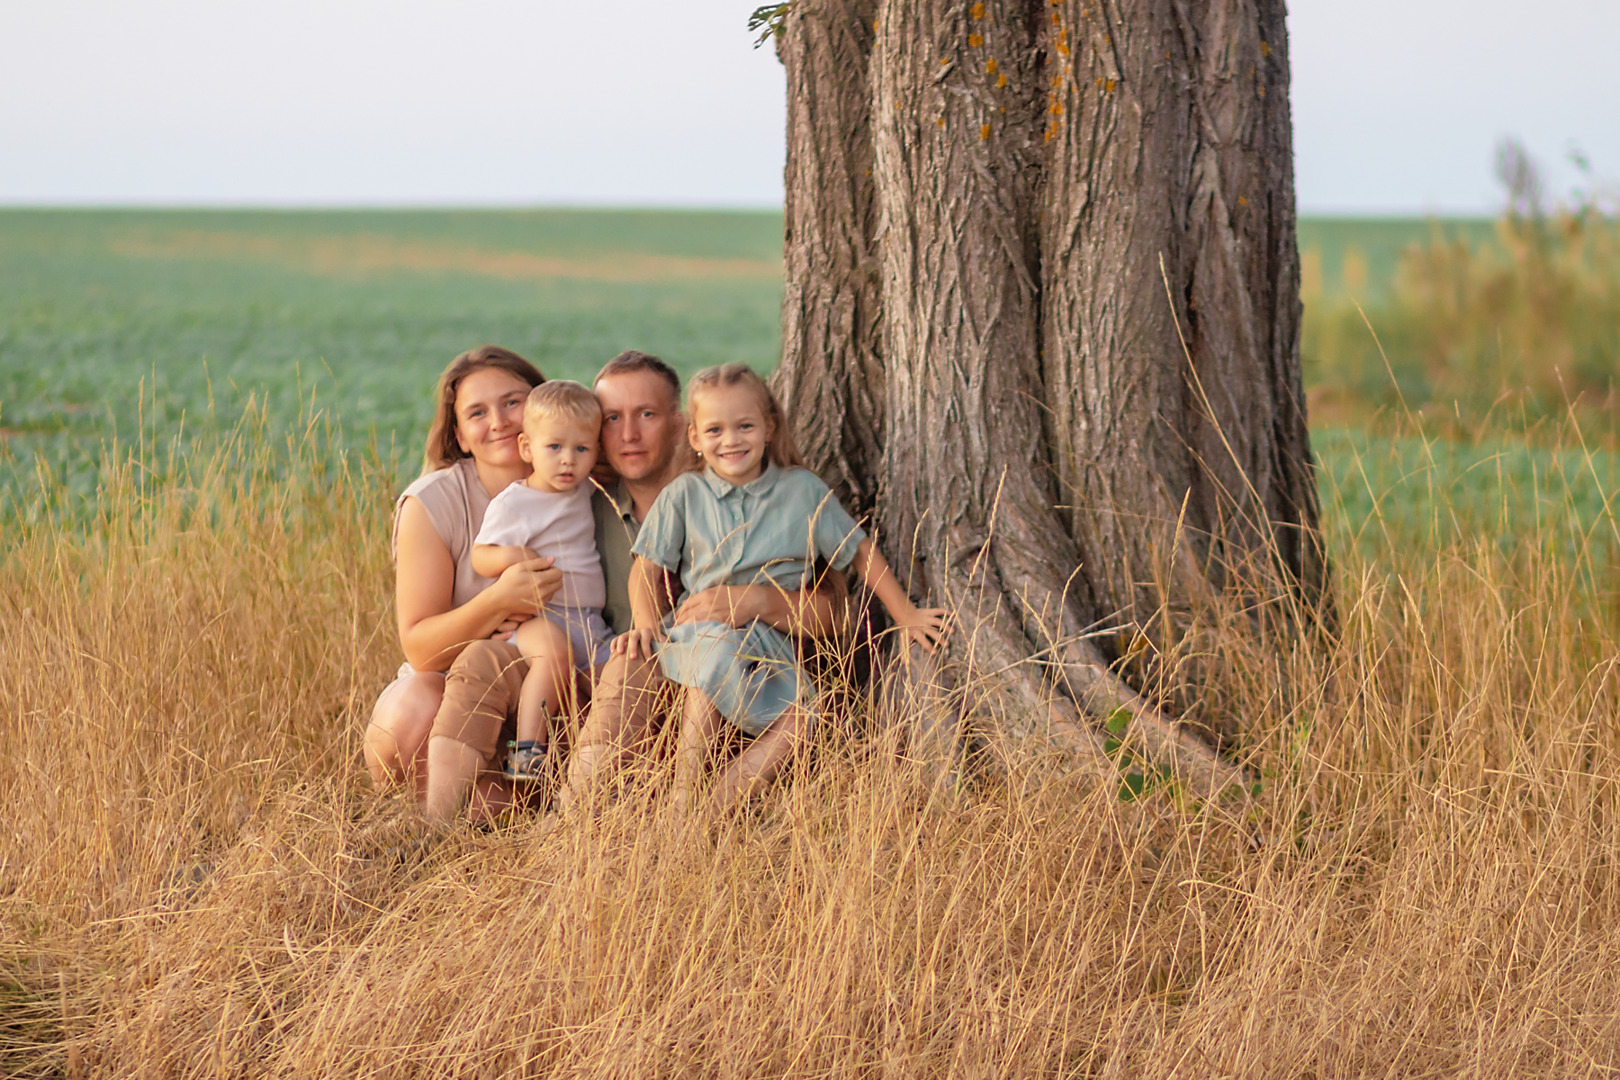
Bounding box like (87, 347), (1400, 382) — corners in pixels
(1, 0), (1615, 214)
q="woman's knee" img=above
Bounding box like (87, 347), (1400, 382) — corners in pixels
(366, 673), (444, 781)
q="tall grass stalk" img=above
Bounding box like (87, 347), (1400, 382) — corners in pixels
(3, 408), (1620, 1077)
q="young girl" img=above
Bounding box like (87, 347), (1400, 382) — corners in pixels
(618, 364), (947, 815)
(472, 381), (613, 781)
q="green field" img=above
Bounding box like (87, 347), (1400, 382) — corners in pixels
(1297, 216), (1496, 299)
(2, 209), (1613, 556)
(0, 209), (783, 514)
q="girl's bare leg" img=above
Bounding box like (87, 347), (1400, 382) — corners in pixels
(706, 704), (811, 816)
(672, 688), (724, 819)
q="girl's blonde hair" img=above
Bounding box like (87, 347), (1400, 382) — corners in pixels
(684, 364), (804, 472)
(423, 345), (546, 472)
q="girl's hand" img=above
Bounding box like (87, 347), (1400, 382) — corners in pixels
(492, 556), (561, 619)
(891, 604), (950, 654)
(612, 627), (664, 661)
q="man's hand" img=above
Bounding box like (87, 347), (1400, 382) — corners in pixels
(890, 604), (950, 654)
(672, 585), (760, 628)
(611, 626), (664, 661)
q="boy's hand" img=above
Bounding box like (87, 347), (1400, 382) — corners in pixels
(611, 627), (664, 661)
(891, 604), (950, 654)
(490, 615), (531, 639)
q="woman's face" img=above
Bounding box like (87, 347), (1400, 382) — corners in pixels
(454, 367), (533, 468)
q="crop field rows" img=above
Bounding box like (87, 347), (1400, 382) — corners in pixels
(0, 210), (783, 509)
(1, 209), (1614, 562)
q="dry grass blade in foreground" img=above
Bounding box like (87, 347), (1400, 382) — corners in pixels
(3, 409), (1620, 1077)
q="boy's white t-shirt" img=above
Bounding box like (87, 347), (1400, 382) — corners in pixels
(474, 481), (606, 610)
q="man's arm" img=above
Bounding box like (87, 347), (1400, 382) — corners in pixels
(671, 568), (851, 639)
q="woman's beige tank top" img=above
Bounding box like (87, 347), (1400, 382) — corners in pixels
(391, 457), (496, 610)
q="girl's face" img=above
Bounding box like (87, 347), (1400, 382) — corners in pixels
(689, 385), (773, 486)
(454, 367), (532, 469)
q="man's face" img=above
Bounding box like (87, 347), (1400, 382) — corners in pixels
(595, 370), (681, 482)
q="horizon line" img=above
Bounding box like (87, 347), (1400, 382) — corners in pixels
(0, 200), (1501, 220)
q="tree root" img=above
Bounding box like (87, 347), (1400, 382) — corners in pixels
(1053, 637), (1248, 802)
(880, 606), (1246, 803)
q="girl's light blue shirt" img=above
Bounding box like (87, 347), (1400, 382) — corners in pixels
(631, 462), (867, 596)
(630, 462), (867, 735)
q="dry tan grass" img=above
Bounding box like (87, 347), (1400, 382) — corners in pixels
(4, 409), (1620, 1078)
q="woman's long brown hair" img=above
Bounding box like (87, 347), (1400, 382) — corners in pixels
(421, 346), (546, 473)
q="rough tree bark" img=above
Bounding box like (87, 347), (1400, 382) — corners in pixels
(774, 0), (885, 517)
(773, 0), (1321, 793)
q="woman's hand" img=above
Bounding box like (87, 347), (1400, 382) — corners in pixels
(490, 556), (562, 619)
(890, 604), (950, 654)
(611, 627), (664, 661)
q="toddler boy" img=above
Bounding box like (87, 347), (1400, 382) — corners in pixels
(472, 380), (612, 780)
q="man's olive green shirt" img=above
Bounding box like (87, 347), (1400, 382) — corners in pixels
(591, 480), (640, 636)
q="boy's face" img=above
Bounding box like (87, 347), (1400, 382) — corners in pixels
(520, 413), (600, 493)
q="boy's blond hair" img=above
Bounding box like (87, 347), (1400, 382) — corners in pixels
(524, 380), (602, 431)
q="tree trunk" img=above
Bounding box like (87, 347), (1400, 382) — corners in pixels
(773, 0), (1320, 791)
(1039, 0), (1322, 630)
(774, 0), (885, 518)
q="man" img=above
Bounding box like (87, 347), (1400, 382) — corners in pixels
(422, 351), (840, 823)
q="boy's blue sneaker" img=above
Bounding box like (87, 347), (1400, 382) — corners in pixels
(503, 740), (549, 782)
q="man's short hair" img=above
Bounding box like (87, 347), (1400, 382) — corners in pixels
(525, 380), (602, 429)
(595, 350), (681, 405)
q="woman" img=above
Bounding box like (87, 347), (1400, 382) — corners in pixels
(364, 345), (563, 794)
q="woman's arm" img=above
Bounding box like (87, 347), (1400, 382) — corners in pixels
(395, 497), (562, 672)
(849, 538), (948, 653)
